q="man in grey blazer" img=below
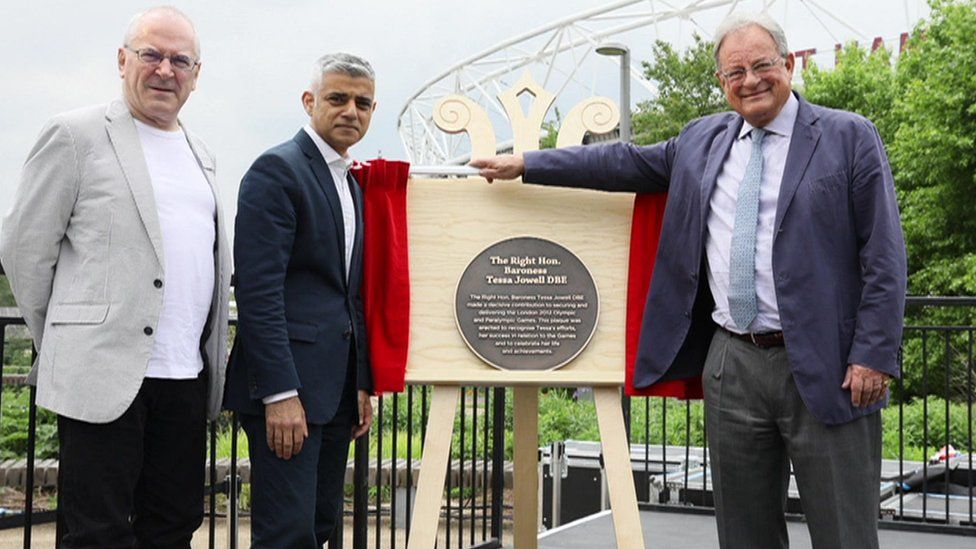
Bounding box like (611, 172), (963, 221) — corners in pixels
(473, 12), (906, 549)
(0, 6), (230, 548)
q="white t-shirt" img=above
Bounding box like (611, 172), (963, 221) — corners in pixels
(135, 120), (216, 379)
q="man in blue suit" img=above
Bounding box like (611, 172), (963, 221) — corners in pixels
(473, 13), (906, 549)
(225, 53), (376, 547)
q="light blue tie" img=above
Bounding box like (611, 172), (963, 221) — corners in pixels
(728, 127), (767, 331)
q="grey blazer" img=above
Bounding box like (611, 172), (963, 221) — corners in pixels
(0, 99), (232, 422)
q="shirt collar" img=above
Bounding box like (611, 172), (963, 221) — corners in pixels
(303, 125), (355, 172)
(738, 92), (799, 140)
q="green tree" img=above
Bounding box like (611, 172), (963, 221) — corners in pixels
(889, 0), (976, 402)
(0, 276), (14, 307)
(801, 44), (898, 143)
(801, 1), (976, 401)
(631, 34), (728, 145)
(539, 107), (562, 149)
(890, 0), (976, 298)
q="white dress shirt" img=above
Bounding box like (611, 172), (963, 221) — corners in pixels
(304, 125), (356, 280)
(263, 126), (358, 405)
(134, 119), (216, 379)
(705, 93), (798, 334)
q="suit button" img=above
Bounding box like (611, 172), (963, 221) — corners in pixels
(153, 279), (163, 288)
(343, 328), (353, 340)
(684, 311), (691, 318)
(144, 326), (154, 336)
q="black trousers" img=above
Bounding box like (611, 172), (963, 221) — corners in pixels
(57, 376), (207, 549)
(242, 361), (357, 548)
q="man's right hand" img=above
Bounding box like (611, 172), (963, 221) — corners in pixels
(265, 396), (308, 460)
(469, 154), (525, 183)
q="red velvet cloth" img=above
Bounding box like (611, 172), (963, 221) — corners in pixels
(352, 159), (411, 394)
(625, 193), (703, 399)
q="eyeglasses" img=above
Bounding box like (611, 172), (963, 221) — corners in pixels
(124, 46), (199, 72)
(718, 57), (785, 84)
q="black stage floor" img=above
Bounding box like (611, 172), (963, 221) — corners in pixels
(508, 508), (974, 548)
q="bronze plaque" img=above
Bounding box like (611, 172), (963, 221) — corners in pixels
(454, 237), (599, 371)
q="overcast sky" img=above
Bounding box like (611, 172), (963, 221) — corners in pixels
(0, 0), (929, 237)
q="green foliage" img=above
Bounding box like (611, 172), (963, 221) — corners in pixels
(0, 387), (58, 460)
(801, 44), (898, 142)
(215, 419), (249, 460)
(631, 34), (728, 145)
(890, 0), (976, 300)
(898, 325), (976, 404)
(0, 276), (15, 307)
(539, 107), (562, 149)
(797, 1), (976, 403)
(881, 397), (975, 461)
(3, 335), (33, 373)
(537, 389), (599, 445)
(2, 275), (36, 374)
(889, 0), (976, 402)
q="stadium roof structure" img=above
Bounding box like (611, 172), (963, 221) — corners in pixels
(397, 0), (929, 165)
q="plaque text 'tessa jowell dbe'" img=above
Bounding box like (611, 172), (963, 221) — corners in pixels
(455, 237), (599, 371)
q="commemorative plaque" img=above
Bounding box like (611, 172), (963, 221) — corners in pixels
(454, 237), (599, 371)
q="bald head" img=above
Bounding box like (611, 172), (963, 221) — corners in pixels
(124, 5), (199, 56)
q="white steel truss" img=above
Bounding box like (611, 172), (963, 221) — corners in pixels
(397, 0), (928, 165)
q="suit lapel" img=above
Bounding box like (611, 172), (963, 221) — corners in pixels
(184, 130), (217, 193)
(105, 100), (165, 267)
(774, 96), (822, 236)
(699, 115), (742, 239)
(295, 131), (348, 283)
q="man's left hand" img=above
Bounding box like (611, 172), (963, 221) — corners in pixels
(842, 363), (890, 408)
(352, 390), (374, 439)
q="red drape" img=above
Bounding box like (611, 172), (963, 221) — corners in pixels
(353, 159), (411, 394)
(625, 193), (703, 399)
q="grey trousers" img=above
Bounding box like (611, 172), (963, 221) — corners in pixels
(703, 329), (882, 549)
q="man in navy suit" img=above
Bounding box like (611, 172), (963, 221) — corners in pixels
(473, 13), (906, 549)
(225, 53), (376, 547)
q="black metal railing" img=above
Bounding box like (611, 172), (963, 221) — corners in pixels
(0, 300), (506, 549)
(2, 289), (974, 545)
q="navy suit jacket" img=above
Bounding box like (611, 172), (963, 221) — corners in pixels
(225, 130), (372, 424)
(524, 93), (906, 425)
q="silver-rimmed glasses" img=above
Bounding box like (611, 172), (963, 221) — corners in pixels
(124, 46), (199, 72)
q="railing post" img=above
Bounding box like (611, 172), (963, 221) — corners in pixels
(621, 394), (632, 444)
(353, 432), (369, 549)
(208, 420), (217, 549)
(24, 345), (37, 549)
(490, 387), (505, 541)
(229, 414), (240, 549)
(24, 385), (37, 549)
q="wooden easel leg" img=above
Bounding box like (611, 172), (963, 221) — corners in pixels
(407, 385), (460, 549)
(594, 387), (646, 549)
(513, 386), (539, 549)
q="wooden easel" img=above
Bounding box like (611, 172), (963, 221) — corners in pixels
(406, 385), (643, 549)
(402, 75), (645, 549)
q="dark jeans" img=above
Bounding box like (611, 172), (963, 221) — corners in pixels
(57, 376), (207, 549)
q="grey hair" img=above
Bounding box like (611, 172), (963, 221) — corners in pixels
(310, 53), (375, 92)
(123, 5), (200, 55)
(713, 12), (789, 68)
